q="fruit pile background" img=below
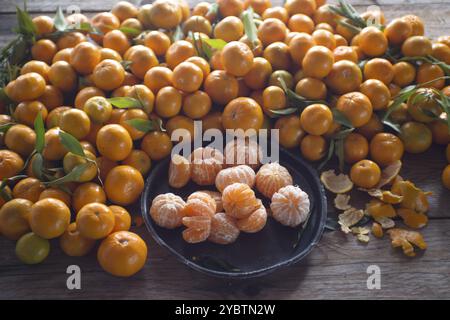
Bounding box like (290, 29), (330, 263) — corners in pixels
(0, 0), (449, 299)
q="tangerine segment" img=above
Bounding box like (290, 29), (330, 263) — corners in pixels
(190, 147), (224, 185)
(270, 185), (310, 227)
(236, 199), (267, 233)
(182, 192), (216, 218)
(222, 183), (260, 219)
(208, 212), (240, 244)
(215, 165), (256, 192)
(223, 138), (262, 169)
(182, 216), (211, 243)
(256, 162), (293, 198)
(198, 190), (223, 212)
(150, 193), (186, 229)
(168, 154), (191, 188)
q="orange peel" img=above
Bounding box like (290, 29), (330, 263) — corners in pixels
(397, 208), (428, 229)
(387, 228), (427, 257)
(320, 170), (354, 194)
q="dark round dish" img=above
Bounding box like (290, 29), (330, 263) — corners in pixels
(140, 148), (327, 278)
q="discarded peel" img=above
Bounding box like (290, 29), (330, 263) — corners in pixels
(338, 207), (364, 234)
(334, 194), (351, 210)
(375, 160), (402, 188)
(387, 228), (427, 257)
(320, 170), (353, 194)
(397, 208), (428, 229)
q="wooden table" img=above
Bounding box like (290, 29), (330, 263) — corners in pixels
(1, 0), (449, 300)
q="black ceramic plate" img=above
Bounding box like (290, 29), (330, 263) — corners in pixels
(140, 148), (327, 278)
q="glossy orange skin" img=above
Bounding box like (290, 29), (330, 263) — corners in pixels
(416, 63), (445, 89)
(336, 92), (373, 128)
(262, 86), (287, 116)
(392, 62), (416, 87)
(431, 43), (450, 65)
(312, 29), (336, 50)
(32, 15), (54, 35)
(56, 32), (86, 50)
(109, 205), (132, 232)
(69, 42), (101, 75)
(263, 42), (292, 71)
(76, 202), (115, 239)
(358, 26), (388, 57)
(384, 18), (412, 45)
(288, 33), (315, 65)
(96, 124), (133, 161)
(172, 61), (204, 93)
(350, 159), (381, 189)
(96, 157), (118, 182)
(400, 122), (432, 154)
(59, 109), (91, 140)
(92, 59), (126, 91)
(359, 79), (391, 111)
(274, 115), (305, 149)
(48, 61), (77, 92)
(325, 60), (362, 94)
(356, 113), (384, 140)
(144, 66), (173, 93)
(257, 18), (287, 47)
(72, 182), (107, 213)
(0, 198), (32, 240)
(204, 70), (239, 105)
(222, 97), (264, 131)
(442, 165), (450, 190)
(214, 16), (244, 42)
(370, 133), (405, 167)
(285, 0), (316, 17)
(0, 150), (24, 180)
(300, 104), (333, 136)
(183, 91), (212, 119)
(119, 109), (149, 140)
(103, 30), (130, 55)
(295, 77), (327, 100)
(5, 72), (46, 102)
(221, 41), (254, 77)
(302, 46), (334, 79)
(300, 135), (327, 161)
(31, 39), (57, 64)
(155, 86), (182, 118)
(127, 45), (159, 79)
(401, 36), (432, 57)
(59, 223), (96, 257)
(105, 165), (144, 206)
(165, 40), (195, 69)
(333, 46), (358, 63)
(21, 60), (50, 81)
(144, 31), (171, 56)
(263, 7), (289, 23)
(13, 100), (47, 127)
(363, 58), (394, 85)
(30, 198), (71, 239)
(141, 131), (173, 161)
(39, 188), (71, 207)
(4, 124), (36, 157)
(344, 133), (369, 164)
(122, 150), (152, 176)
(97, 231), (147, 277)
(42, 127), (69, 161)
(12, 178), (45, 203)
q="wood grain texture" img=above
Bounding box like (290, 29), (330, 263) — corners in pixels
(0, 220), (449, 299)
(0, 0), (450, 300)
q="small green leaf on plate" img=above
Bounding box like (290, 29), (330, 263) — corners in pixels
(119, 26), (141, 37)
(202, 38), (227, 51)
(332, 108), (353, 128)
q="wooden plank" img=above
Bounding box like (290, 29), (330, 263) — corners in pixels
(0, 219), (448, 299)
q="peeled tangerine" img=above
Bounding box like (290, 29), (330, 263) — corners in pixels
(222, 183), (260, 219)
(256, 162), (293, 199)
(168, 154), (191, 188)
(150, 193), (186, 229)
(215, 165), (255, 192)
(270, 185), (310, 227)
(182, 191), (216, 218)
(208, 212), (240, 245)
(190, 147), (224, 185)
(199, 190), (223, 212)
(236, 199), (267, 233)
(182, 216), (211, 244)
(223, 138), (262, 169)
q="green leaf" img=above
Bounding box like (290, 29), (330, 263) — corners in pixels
(0, 122), (15, 133)
(332, 127), (354, 140)
(202, 38), (227, 51)
(58, 131), (85, 157)
(332, 108), (353, 128)
(15, 6), (36, 37)
(382, 119), (401, 133)
(269, 108), (298, 116)
(120, 60), (132, 70)
(318, 139), (335, 171)
(54, 7), (68, 32)
(242, 7), (258, 47)
(119, 27), (141, 37)
(107, 97), (143, 109)
(125, 119), (159, 133)
(34, 112), (45, 153)
(31, 153), (44, 180)
(45, 163), (91, 186)
(172, 25), (184, 42)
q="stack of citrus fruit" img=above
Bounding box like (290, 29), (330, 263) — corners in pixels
(0, 0), (449, 274)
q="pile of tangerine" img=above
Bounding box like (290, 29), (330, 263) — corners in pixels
(0, 0), (448, 276)
(150, 143), (310, 244)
